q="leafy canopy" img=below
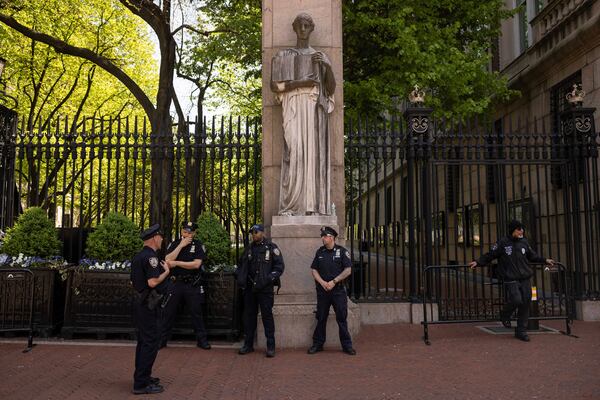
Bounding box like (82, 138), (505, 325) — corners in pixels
(343, 0), (516, 118)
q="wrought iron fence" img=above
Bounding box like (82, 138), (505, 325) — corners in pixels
(345, 105), (600, 302)
(0, 112), (262, 262)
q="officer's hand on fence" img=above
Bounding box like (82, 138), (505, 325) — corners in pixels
(545, 259), (555, 267)
(468, 261), (477, 269)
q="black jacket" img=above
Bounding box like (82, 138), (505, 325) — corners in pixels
(476, 236), (545, 281)
(236, 240), (285, 291)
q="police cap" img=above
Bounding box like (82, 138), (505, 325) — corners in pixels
(182, 221), (198, 232)
(320, 226), (338, 237)
(140, 224), (163, 241)
(250, 224), (264, 233)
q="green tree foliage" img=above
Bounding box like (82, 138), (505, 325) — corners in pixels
(0, 0), (157, 126)
(1, 207), (61, 257)
(85, 212), (142, 261)
(195, 212), (231, 266)
(343, 0), (516, 117)
(175, 0), (261, 118)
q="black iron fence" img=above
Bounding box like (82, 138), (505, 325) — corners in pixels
(345, 105), (600, 302)
(0, 111), (261, 262)
(421, 262), (575, 344)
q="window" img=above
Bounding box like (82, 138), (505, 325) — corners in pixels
(508, 198), (535, 244)
(445, 165), (460, 212)
(385, 185), (393, 225)
(517, 0), (529, 53)
(535, 0), (545, 14)
(457, 204), (482, 247)
(432, 212), (446, 246)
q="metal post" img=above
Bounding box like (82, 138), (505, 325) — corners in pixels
(560, 85), (596, 299)
(404, 86), (433, 301)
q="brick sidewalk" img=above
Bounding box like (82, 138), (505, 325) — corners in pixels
(1, 321), (599, 400)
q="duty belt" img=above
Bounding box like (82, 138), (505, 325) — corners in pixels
(170, 275), (197, 284)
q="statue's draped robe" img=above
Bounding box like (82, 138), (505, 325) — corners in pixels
(272, 47), (335, 216)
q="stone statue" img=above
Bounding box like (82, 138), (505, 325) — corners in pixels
(270, 13), (336, 216)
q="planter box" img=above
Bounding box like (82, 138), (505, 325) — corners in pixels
(62, 269), (134, 338)
(62, 269), (241, 340)
(173, 271), (242, 340)
(32, 267), (66, 337)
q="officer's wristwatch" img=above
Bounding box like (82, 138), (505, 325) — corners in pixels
(332, 278), (337, 284)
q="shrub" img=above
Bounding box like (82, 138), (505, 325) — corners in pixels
(195, 212), (231, 266)
(1, 207), (61, 257)
(85, 212), (142, 262)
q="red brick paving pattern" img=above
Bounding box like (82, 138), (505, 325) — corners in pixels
(1, 321), (599, 400)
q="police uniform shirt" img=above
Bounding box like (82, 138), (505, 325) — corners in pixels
(130, 246), (163, 292)
(166, 238), (206, 277)
(311, 245), (352, 282)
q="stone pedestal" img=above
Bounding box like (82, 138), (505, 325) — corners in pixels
(256, 216), (361, 349)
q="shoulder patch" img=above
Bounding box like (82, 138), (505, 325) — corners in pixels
(149, 257), (159, 268)
(273, 247), (281, 256)
(345, 250), (350, 259)
(202, 245), (206, 253)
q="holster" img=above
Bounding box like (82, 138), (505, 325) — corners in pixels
(145, 289), (164, 311)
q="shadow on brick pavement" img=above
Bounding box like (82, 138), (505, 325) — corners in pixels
(1, 320), (599, 400)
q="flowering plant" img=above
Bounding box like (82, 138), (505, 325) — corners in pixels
(0, 253), (66, 269)
(204, 263), (237, 274)
(78, 257), (132, 272)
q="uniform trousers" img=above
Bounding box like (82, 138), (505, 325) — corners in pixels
(312, 285), (352, 349)
(160, 280), (207, 345)
(501, 278), (532, 334)
(133, 300), (160, 390)
(243, 287), (275, 349)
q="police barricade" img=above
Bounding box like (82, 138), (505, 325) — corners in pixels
(0, 268), (35, 352)
(421, 262), (575, 345)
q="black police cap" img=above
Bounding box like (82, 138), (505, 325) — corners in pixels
(182, 221), (198, 231)
(320, 226), (338, 237)
(250, 224), (264, 233)
(140, 224), (162, 241)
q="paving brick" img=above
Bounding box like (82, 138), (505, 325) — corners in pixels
(0, 321), (599, 400)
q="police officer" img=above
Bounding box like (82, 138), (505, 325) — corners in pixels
(469, 220), (555, 342)
(130, 224), (171, 395)
(160, 221), (210, 349)
(236, 224), (285, 357)
(308, 226), (356, 355)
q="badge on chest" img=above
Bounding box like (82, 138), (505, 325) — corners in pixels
(189, 244), (195, 253)
(334, 248), (340, 259)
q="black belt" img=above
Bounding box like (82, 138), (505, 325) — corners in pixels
(170, 275), (198, 284)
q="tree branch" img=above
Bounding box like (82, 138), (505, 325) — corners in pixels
(0, 13), (156, 120)
(171, 24), (235, 37)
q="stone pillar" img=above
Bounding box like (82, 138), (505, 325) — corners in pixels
(259, 0), (360, 349)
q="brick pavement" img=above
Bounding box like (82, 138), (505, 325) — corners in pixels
(1, 321), (599, 400)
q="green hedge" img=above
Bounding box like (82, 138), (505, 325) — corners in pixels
(195, 212), (231, 266)
(1, 207), (61, 257)
(85, 212), (142, 262)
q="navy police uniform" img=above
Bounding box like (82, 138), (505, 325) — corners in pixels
(476, 220), (547, 338)
(160, 222), (209, 348)
(236, 225), (285, 352)
(310, 226), (354, 351)
(130, 225), (167, 393)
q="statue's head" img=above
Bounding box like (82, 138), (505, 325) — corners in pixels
(292, 12), (315, 39)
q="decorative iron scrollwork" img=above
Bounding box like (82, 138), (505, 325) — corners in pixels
(575, 115), (592, 133)
(411, 116), (429, 134)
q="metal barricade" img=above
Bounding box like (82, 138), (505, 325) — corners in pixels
(421, 262), (575, 345)
(0, 268), (35, 352)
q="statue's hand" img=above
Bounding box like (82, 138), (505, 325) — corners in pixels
(312, 53), (331, 69)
